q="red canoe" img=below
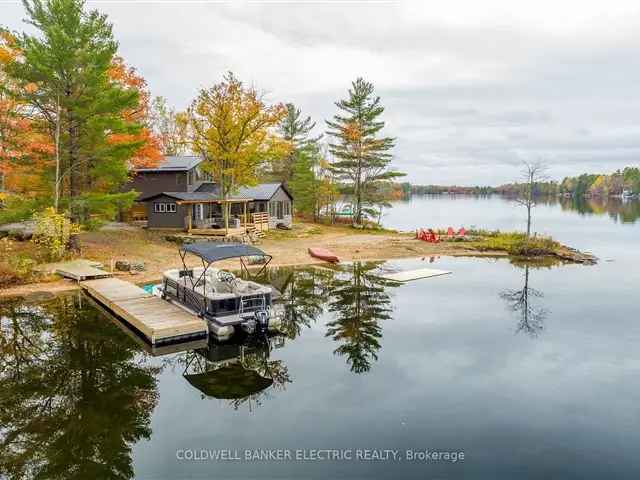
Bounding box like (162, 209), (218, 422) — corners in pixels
(308, 247), (340, 263)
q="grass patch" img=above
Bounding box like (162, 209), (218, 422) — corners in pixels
(471, 232), (561, 257)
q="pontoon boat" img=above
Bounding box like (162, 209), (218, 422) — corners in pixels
(153, 242), (284, 340)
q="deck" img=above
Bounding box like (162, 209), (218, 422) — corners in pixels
(81, 277), (208, 345)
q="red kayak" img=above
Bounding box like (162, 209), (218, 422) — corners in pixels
(308, 247), (339, 263)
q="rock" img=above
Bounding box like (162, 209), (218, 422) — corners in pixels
(0, 220), (37, 240)
(115, 260), (131, 272)
(130, 261), (146, 272)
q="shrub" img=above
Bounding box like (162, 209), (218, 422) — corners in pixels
(0, 238), (39, 288)
(32, 208), (81, 261)
(474, 232), (560, 256)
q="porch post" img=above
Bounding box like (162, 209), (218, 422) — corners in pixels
(243, 201), (248, 233)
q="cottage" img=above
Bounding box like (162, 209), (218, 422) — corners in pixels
(127, 156), (293, 233)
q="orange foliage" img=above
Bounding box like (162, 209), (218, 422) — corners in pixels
(107, 56), (162, 169)
(0, 29), (53, 196)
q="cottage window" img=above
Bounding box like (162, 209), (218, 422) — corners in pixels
(154, 202), (176, 213)
(284, 201), (290, 216)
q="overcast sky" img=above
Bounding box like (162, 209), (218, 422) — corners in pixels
(3, 0), (640, 185)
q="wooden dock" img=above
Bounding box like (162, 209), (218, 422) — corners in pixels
(38, 259), (113, 281)
(81, 277), (208, 345)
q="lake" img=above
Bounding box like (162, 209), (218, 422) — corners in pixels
(1, 195), (638, 479)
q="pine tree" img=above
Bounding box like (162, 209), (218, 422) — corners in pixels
(272, 103), (320, 184)
(288, 150), (318, 218)
(326, 78), (402, 226)
(8, 0), (143, 220)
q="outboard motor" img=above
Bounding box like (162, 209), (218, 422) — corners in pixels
(255, 309), (269, 333)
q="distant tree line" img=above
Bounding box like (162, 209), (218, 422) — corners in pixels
(394, 166), (640, 199)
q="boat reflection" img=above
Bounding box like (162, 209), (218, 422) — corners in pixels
(182, 335), (291, 410)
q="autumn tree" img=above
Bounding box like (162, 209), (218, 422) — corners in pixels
(188, 72), (288, 229)
(150, 96), (189, 156)
(108, 56), (163, 169)
(0, 28), (51, 202)
(326, 77), (402, 226)
(8, 0), (144, 221)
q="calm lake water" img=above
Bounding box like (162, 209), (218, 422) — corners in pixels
(1, 195), (639, 479)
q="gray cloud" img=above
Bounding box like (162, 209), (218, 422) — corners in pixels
(2, 0), (640, 184)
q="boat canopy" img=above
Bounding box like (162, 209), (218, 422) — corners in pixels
(178, 242), (272, 278)
(181, 242), (268, 263)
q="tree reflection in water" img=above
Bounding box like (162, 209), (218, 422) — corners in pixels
(500, 265), (549, 337)
(249, 262), (399, 373)
(0, 294), (159, 480)
(326, 262), (398, 373)
(250, 265), (335, 339)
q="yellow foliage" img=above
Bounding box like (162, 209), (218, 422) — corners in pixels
(32, 208), (81, 260)
(188, 72), (289, 202)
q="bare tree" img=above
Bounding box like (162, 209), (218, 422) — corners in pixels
(515, 160), (548, 238)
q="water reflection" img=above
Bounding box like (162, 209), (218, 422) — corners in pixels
(326, 263), (398, 373)
(249, 262), (399, 373)
(545, 196), (640, 223)
(500, 265), (549, 337)
(0, 294), (159, 480)
(257, 266), (336, 338)
(181, 335), (291, 411)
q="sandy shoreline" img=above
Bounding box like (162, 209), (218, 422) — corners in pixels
(1, 222), (577, 299)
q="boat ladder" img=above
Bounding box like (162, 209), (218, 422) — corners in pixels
(239, 294), (266, 316)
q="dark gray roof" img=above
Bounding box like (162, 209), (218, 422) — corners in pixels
(139, 182), (291, 202)
(139, 191), (217, 202)
(134, 155), (202, 172)
(194, 182), (220, 194)
(237, 183), (291, 201)
(139, 191), (252, 202)
(181, 242), (269, 263)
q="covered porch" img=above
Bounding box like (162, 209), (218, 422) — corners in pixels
(176, 198), (270, 237)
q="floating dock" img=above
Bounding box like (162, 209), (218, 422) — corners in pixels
(39, 259), (113, 281)
(81, 277), (208, 345)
